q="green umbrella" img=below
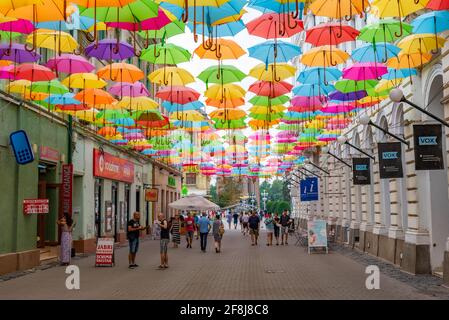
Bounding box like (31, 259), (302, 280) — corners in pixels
(366, 87), (391, 97)
(198, 65), (246, 85)
(0, 31), (22, 42)
(138, 21), (186, 40)
(249, 95), (289, 106)
(140, 43), (191, 64)
(358, 19), (412, 43)
(79, 0), (158, 23)
(249, 112), (283, 121)
(334, 79), (378, 93)
(213, 118), (247, 130)
(31, 80), (69, 95)
(96, 110), (130, 120)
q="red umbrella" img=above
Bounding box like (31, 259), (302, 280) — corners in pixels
(248, 80), (293, 97)
(136, 114), (169, 128)
(426, 0), (449, 10)
(305, 22), (359, 46)
(15, 63), (56, 81)
(56, 104), (90, 111)
(156, 86), (200, 104)
(246, 13), (304, 39)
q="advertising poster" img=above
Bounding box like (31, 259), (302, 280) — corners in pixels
(413, 124), (444, 170)
(145, 188), (159, 202)
(307, 220), (328, 253)
(378, 142), (403, 179)
(95, 237), (114, 267)
(105, 201), (113, 234)
(352, 157), (371, 185)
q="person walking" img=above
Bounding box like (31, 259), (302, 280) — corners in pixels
(57, 214), (76, 266)
(170, 214), (181, 248)
(232, 211), (239, 229)
(264, 213), (274, 246)
(226, 210), (232, 230)
(185, 212), (195, 248)
(248, 211), (260, 246)
(198, 212), (211, 252)
(273, 213), (281, 246)
(212, 214), (224, 253)
(280, 210), (292, 245)
(194, 212), (200, 240)
(126, 212), (148, 269)
(157, 213), (169, 269)
(242, 212), (249, 236)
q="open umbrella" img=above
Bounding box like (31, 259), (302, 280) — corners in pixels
(97, 62), (145, 82)
(248, 40), (301, 64)
(109, 82), (149, 97)
(248, 80), (292, 97)
(246, 12), (304, 39)
(85, 39), (135, 61)
(15, 63), (56, 81)
(198, 65), (246, 84)
(305, 22), (359, 46)
(148, 66), (194, 86)
(45, 54), (95, 74)
(156, 86), (201, 104)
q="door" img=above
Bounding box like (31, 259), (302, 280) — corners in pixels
(95, 179), (102, 239)
(112, 182), (118, 242)
(37, 181), (47, 248)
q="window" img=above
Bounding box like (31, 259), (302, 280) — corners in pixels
(186, 173), (197, 185)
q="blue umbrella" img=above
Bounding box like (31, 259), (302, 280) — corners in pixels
(114, 118), (135, 127)
(382, 68), (417, 80)
(142, 149), (158, 156)
(189, 0), (246, 25)
(159, 2), (185, 20)
(187, 20), (245, 37)
(249, 0), (305, 16)
(162, 101), (203, 113)
(45, 93), (81, 105)
(37, 16), (98, 31)
(248, 40), (301, 64)
(351, 42), (400, 63)
(411, 10), (449, 35)
(292, 83), (335, 96)
(297, 67), (342, 84)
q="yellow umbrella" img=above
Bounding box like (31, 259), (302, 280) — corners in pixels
(170, 110), (205, 121)
(397, 34), (446, 54)
(116, 96), (159, 111)
(0, 1), (77, 22)
(309, 0), (369, 19)
(301, 45), (350, 67)
(249, 105), (286, 113)
(248, 119), (280, 130)
(155, 0), (229, 6)
(86, 21), (107, 32)
(0, 0), (42, 10)
(358, 96), (387, 105)
(26, 29), (78, 54)
(375, 79), (403, 93)
(61, 109), (99, 122)
(204, 83), (246, 100)
(386, 52), (432, 69)
(0, 13), (16, 23)
(148, 66), (194, 86)
(61, 73), (107, 89)
(249, 63), (296, 81)
(226, 144), (246, 153)
(6, 79), (31, 95)
(209, 109), (246, 120)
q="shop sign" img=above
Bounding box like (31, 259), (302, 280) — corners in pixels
(145, 188), (158, 202)
(62, 164), (73, 216)
(93, 149), (134, 183)
(300, 177), (319, 201)
(413, 124), (444, 170)
(39, 146), (59, 163)
(353, 157), (371, 185)
(168, 176), (176, 187)
(378, 142), (403, 179)
(23, 199), (49, 214)
(95, 237), (114, 267)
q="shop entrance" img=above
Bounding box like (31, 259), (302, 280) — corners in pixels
(112, 182), (119, 242)
(37, 163), (62, 260)
(94, 179), (103, 239)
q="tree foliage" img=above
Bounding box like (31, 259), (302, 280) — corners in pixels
(260, 179), (291, 214)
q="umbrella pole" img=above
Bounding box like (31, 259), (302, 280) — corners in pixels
(193, 0), (198, 43)
(25, 6), (37, 53)
(181, 0), (189, 23)
(431, 16), (439, 54)
(394, 2), (403, 38)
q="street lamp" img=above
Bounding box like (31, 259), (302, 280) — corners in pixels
(389, 88), (449, 128)
(337, 135), (375, 160)
(321, 146), (351, 168)
(358, 114), (409, 146)
(261, 191), (268, 211)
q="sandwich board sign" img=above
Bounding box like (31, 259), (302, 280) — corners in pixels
(95, 237), (114, 267)
(307, 220), (328, 254)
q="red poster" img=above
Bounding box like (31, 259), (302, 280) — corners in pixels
(62, 164), (73, 216)
(93, 149), (134, 183)
(39, 146), (59, 163)
(95, 238), (114, 267)
(23, 199), (49, 215)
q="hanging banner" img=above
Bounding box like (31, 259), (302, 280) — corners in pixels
(353, 157), (371, 185)
(378, 142), (403, 179)
(413, 124), (444, 170)
(62, 164), (73, 216)
(93, 149), (134, 183)
(300, 177), (319, 201)
(95, 237), (114, 267)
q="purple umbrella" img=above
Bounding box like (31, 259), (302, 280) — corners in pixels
(0, 43), (40, 63)
(109, 82), (149, 97)
(85, 39), (135, 61)
(290, 95), (327, 107)
(328, 90), (367, 101)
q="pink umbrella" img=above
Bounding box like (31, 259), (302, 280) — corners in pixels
(290, 95), (326, 107)
(106, 8), (172, 31)
(124, 132), (146, 140)
(320, 103), (355, 114)
(45, 54), (95, 74)
(0, 65), (15, 80)
(109, 82), (149, 97)
(0, 19), (35, 34)
(342, 62), (388, 81)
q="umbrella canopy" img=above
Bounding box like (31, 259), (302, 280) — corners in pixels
(0, 43), (40, 63)
(246, 12), (304, 39)
(305, 22), (359, 46)
(194, 38), (245, 60)
(248, 40), (301, 64)
(198, 65), (246, 84)
(45, 54), (95, 74)
(85, 39), (135, 61)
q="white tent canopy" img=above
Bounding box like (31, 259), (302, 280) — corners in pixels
(168, 194), (220, 211)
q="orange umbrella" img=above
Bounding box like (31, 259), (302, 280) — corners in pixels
(74, 88), (115, 106)
(206, 97), (245, 108)
(97, 63), (144, 83)
(194, 38), (245, 60)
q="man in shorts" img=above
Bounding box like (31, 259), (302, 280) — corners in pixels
(127, 212), (149, 269)
(242, 212), (250, 236)
(280, 210), (291, 245)
(248, 211), (260, 246)
(158, 213), (170, 269)
(185, 211), (195, 248)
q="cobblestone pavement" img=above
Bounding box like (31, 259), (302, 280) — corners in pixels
(0, 225), (447, 300)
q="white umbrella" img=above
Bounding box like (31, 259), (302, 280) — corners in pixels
(168, 194), (219, 211)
